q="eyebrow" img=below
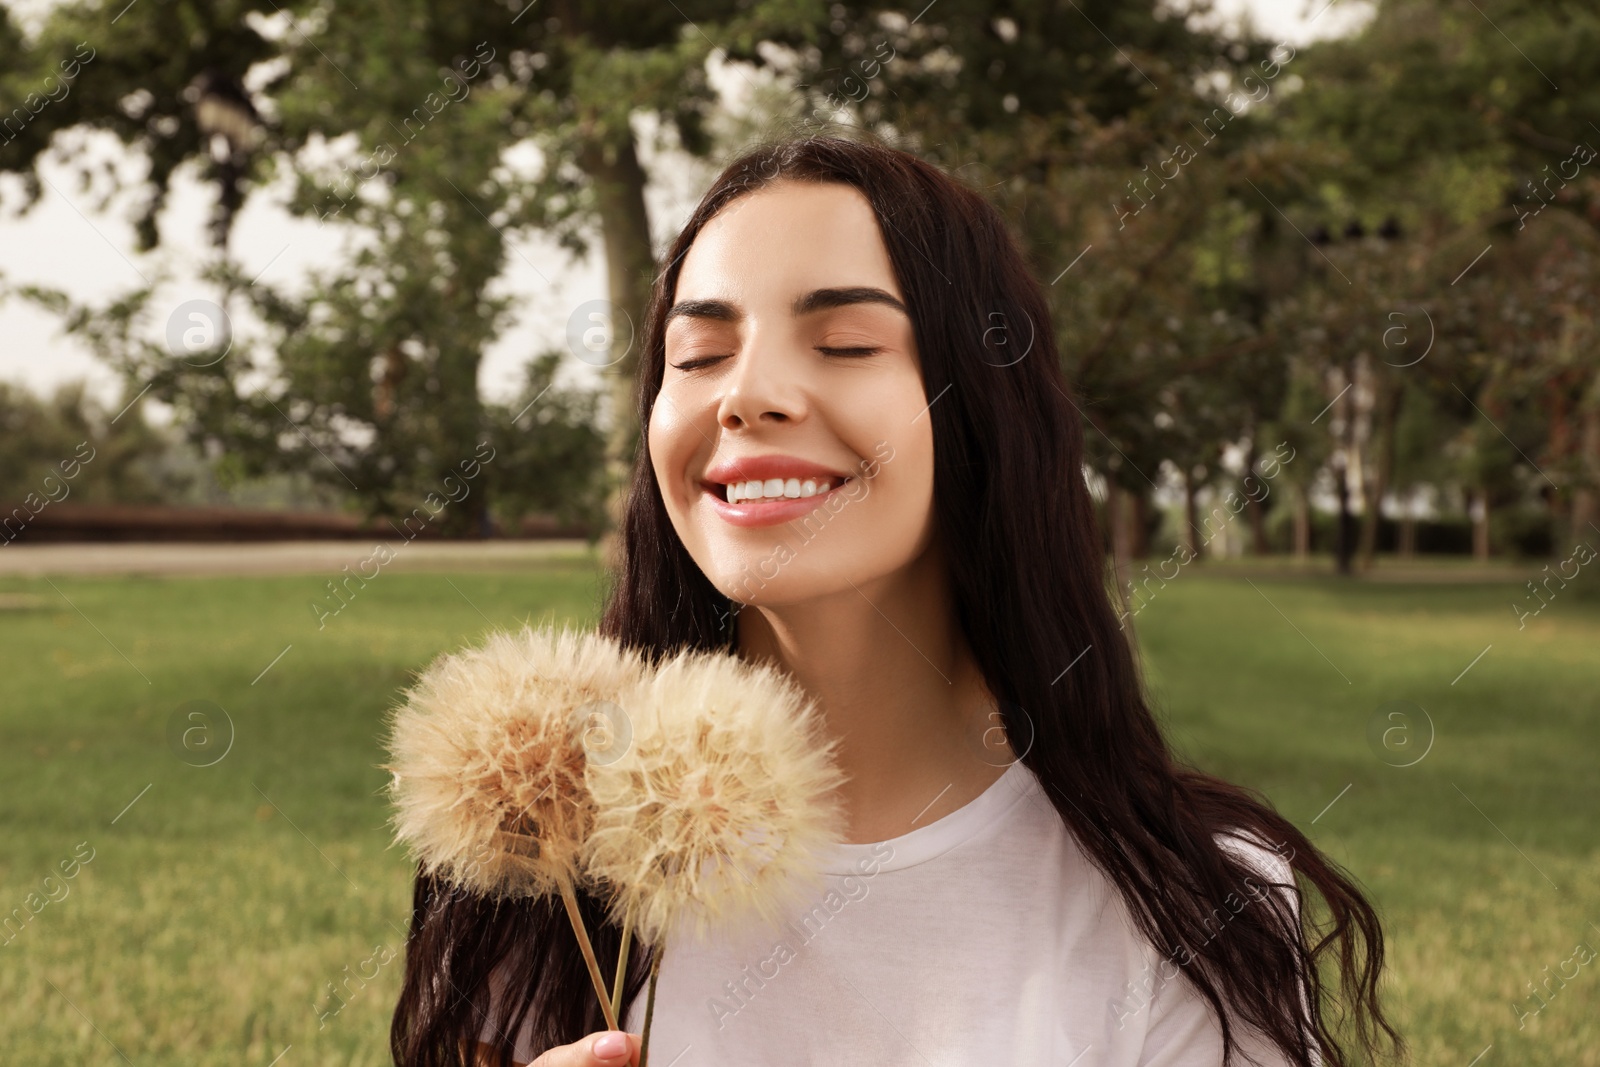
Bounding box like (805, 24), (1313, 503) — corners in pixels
(794, 286), (908, 317)
(664, 286), (908, 325)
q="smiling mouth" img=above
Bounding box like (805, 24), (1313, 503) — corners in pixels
(709, 476), (851, 504)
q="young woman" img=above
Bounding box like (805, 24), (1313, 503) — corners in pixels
(391, 135), (1402, 1067)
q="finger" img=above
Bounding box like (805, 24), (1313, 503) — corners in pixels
(529, 1031), (642, 1067)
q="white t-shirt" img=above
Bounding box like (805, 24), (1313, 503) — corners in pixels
(483, 759), (1316, 1066)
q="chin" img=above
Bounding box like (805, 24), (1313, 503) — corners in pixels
(705, 547), (867, 608)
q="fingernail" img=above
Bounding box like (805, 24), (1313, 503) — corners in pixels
(593, 1032), (628, 1059)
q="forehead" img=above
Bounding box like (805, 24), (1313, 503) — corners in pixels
(674, 180), (902, 303)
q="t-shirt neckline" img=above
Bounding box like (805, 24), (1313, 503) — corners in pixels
(817, 759), (1039, 875)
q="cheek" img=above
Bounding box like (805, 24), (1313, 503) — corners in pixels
(864, 417), (936, 549)
(858, 375), (937, 550)
(839, 369), (932, 493)
(774, 391), (937, 580)
(647, 400), (695, 508)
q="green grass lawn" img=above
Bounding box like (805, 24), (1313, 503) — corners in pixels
(1, 552), (1595, 1065)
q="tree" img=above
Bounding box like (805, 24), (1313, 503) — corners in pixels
(0, 0), (745, 533)
(0, 379), (181, 528)
(1272, 0), (1600, 559)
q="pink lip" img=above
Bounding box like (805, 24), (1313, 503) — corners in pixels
(702, 480), (854, 528)
(699, 453), (859, 528)
(702, 454), (853, 486)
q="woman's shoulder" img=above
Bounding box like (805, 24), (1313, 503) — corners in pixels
(1007, 771), (1293, 881)
(1212, 827), (1298, 892)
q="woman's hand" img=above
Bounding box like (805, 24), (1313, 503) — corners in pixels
(476, 1031), (642, 1067)
(531, 1031), (642, 1067)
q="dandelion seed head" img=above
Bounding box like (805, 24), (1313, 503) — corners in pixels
(583, 649), (848, 945)
(383, 625), (647, 901)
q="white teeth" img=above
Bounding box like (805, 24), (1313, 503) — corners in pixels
(725, 477), (840, 503)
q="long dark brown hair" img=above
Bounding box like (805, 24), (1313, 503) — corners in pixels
(391, 134), (1404, 1067)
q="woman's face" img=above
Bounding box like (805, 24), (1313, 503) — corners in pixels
(648, 179), (937, 608)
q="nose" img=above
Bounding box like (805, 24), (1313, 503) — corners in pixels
(715, 338), (808, 431)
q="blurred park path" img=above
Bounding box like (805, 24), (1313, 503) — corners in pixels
(0, 542), (1539, 583)
(1180, 557), (1537, 584)
(0, 539), (596, 577)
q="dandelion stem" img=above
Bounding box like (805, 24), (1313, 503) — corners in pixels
(558, 878), (619, 1031)
(639, 938), (665, 1067)
(610, 909), (633, 1022)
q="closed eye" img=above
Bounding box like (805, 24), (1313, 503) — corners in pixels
(669, 355), (730, 372)
(817, 346), (882, 357)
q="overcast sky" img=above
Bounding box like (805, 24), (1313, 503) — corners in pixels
(0, 0), (1372, 414)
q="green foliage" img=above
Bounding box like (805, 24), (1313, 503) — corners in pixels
(0, 0), (755, 531)
(2, 0), (1598, 552)
(0, 380), (173, 508)
(0, 1), (281, 249)
(483, 352), (610, 539)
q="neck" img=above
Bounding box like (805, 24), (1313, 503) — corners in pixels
(735, 538), (1009, 843)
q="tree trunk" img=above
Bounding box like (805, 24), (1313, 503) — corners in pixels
(1358, 383), (1401, 572)
(1130, 486), (1150, 560)
(1574, 383), (1600, 544)
(1338, 358), (1364, 577)
(1398, 496), (1417, 558)
(1109, 482), (1136, 604)
(1244, 438), (1269, 555)
(577, 131), (656, 564)
(1334, 453), (1354, 576)
(1544, 372), (1573, 542)
(1183, 467), (1202, 561)
(1473, 488), (1492, 561)
(1249, 487), (1269, 555)
(1294, 485), (1311, 561)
